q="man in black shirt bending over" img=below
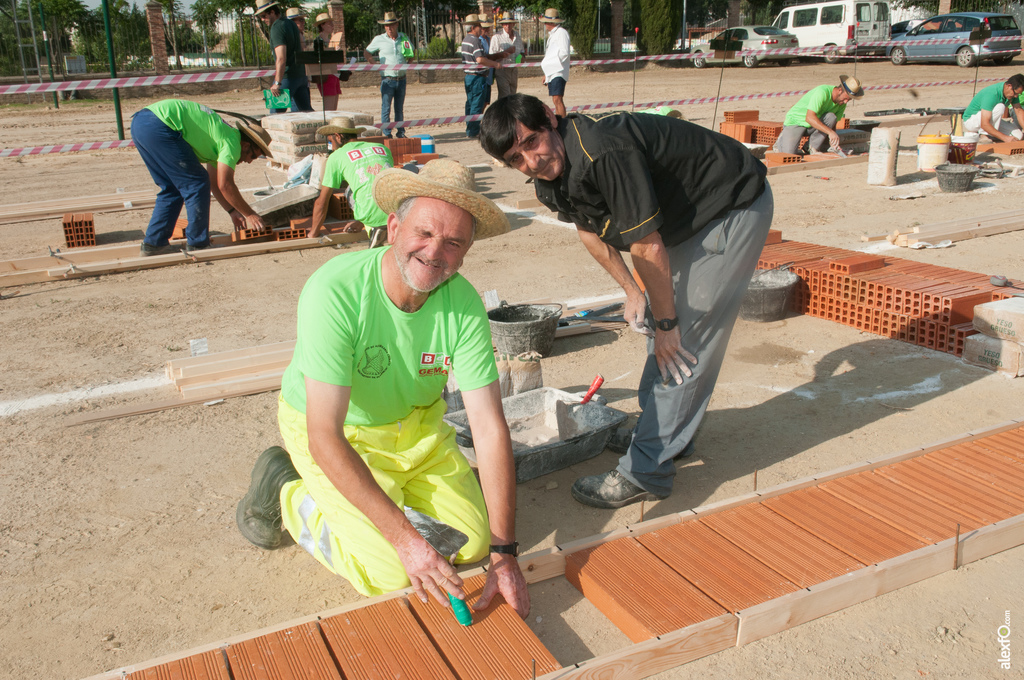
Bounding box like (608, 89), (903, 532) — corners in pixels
(480, 94), (774, 509)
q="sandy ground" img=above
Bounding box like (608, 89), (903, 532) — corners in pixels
(2, 60), (1024, 680)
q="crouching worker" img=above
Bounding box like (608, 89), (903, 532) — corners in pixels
(236, 160), (529, 617)
(310, 117), (394, 247)
(775, 75), (863, 155)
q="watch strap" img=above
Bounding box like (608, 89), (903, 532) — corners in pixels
(489, 542), (519, 557)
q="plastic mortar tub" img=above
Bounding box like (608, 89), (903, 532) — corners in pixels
(917, 134), (951, 172)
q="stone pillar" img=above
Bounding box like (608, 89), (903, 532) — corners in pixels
(147, 1), (169, 75)
(726, 0), (742, 28)
(478, 1), (494, 20)
(938, 0), (952, 14)
(329, 0), (347, 56)
(610, 0), (624, 57)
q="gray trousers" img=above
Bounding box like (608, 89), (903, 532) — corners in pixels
(617, 184), (774, 496)
(495, 68), (518, 99)
(774, 112), (837, 154)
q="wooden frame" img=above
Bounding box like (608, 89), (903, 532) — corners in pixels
(0, 190), (157, 225)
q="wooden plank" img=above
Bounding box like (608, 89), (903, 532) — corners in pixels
(901, 218), (1024, 246)
(911, 208), (1024, 234)
(766, 153), (868, 175)
(959, 513), (1024, 565)
(536, 614), (737, 680)
(175, 358), (292, 388)
(0, 190), (157, 224)
(167, 341), (296, 376)
(177, 369), (284, 400)
(175, 349), (295, 381)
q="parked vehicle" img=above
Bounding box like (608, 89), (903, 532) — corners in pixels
(889, 18), (924, 39)
(772, 0), (891, 63)
(691, 26), (800, 68)
(887, 12), (1021, 67)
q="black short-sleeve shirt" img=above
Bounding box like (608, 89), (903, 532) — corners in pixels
(534, 113), (767, 250)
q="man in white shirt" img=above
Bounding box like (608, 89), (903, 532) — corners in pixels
(492, 17), (524, 99)
(540, 8), (570, 117)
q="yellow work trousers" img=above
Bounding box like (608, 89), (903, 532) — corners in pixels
(277, 395), (489, 596)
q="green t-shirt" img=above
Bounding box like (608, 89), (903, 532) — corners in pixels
(281, 247), (498, 424)
(270, 17), (305, 82)
(784, 84), (847, 129)
(964, 82), (1013, 120)
(321, 141), (393, 228)
(145, 99), (241, 167)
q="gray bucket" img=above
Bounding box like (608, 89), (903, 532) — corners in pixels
(740, 269), (799, 322)
(487, 304), (562, 357)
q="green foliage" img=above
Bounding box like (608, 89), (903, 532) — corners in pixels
(568, 0), (598, 58)
(420, 35), (454, 59)
(226, 18), (275, 64)
(637, 0), (683, 54)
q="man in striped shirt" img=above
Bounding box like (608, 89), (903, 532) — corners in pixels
(461, 14), (503, 138)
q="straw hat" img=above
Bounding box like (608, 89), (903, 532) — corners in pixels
(839, 74), (864, 99)
(378, 11), (400, 24)
(253, 0), (279, 16)
(540, 8), (564, 23)
(464, 13), (481, 26)
(285, 7), (304, 19)
(234, 120), (273, 159)
(317, 116), (366, 138)
(479, 14), (492, 28)
(314, 12), (331, 27)
(498, 16), (517, 24)
(373, 160), (510, 240)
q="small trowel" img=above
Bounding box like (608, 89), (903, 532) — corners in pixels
(404, 507), (474, 626)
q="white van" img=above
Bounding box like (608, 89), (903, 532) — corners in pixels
(773, 0), (891, 62)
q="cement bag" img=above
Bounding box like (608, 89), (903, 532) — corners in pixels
(496, 351), (543, 398)
(867, 128), (900, 186)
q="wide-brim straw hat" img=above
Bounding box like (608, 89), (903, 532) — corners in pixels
(285, 7), (304, 19)
(479, 14), (492, 27)
(253, 1), (278, 16)
(373, 159), (510, 240)
(317, 116), (366, 138)
(378, 11), (400, 24)
(463, 13), (481, 25)
(314, 12), (331, 26)
(840, 74), (864, 99)
(540, 8), (563, 23)
(498, 16), (517, 24)
(235, 120), (273, 159)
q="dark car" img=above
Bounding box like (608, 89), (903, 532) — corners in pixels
(887, 12), (1021, 67)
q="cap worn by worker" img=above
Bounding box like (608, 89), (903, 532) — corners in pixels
(839, 75), (864, 99)
(317, 116), (366, 138)
(378, 11), (400, 25)
(315, 12), (331, 27)
(373, 159), (510, 240)
(540, 8), (564, 23)
(235, 120), (273, 159)
(285, 7), (304, 19)
(253, 1), (279, 16)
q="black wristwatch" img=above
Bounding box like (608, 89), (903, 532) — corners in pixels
(656, 317), (679, 331)
(489, 542), (519, 557)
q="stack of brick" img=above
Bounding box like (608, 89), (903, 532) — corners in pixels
(230, 227), (274, 244)
(963, 298), (1024, 376)
(757, 239), (1011, 357)
(62, 213), (96, 248)
(260, 111), (374, 167)
(976, 141), (1024, 156)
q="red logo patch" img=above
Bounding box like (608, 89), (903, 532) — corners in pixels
(347, 149), (363, 161)
(421, 353), (435, 365)
(371, 145), (387, 156)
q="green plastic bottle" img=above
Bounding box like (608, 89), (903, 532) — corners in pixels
(448, 593), (473, 626)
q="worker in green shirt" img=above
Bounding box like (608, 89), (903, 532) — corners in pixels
(130, 99), (273, 256)
(310, 117), (394, 247)
(775, 75), (864, 155)
(962, 75), (1024, 144)
(255, 1), (312, 113)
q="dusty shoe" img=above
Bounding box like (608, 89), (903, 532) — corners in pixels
(236, 446), (301, 550)
(570, 469), (666, 509)
(139, 243), (180, 257)
(368, 227), (387, 248)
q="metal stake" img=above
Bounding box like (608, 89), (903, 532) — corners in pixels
(953, 523), (960, 570)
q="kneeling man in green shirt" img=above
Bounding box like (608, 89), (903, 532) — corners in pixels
(237, 160), (530, 618)
(310, 116), (394, 247)
(775, 75), (863, 155)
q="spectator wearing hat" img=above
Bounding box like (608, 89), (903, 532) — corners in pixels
(540, 9), (570, 118)
(312, 13), (343, 111)
(365, 12), (414, 139)
(286, 7), (307, 49)
(130, 99), (272, 256)
(255, 1), (312, 113)
(236, 159), (530, 620)
(962, 74), (1024, 144)
(491, 17), (524, 99)
(310, 117), (394, 246)
(461, 15), (503, 138)
(775, 75), (864, 155)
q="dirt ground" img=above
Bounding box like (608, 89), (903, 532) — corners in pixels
(2, 60), (1024, 680)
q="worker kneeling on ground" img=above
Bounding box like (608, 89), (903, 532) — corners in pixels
(131, 99), (272, 256)
(479, 94), (773, 509)
(236, 160), (529, 617)
(962, 74), (1024, 144)
(775, 75), (863, 155)
(310, 117), (394, 247)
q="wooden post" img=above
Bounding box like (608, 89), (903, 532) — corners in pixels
(610, 0), (624, 58)
(328, 0), (347, 57)
(146, 1), (169, 75)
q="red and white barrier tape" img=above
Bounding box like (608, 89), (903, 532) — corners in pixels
(1, 37), (1018, 96)
(0, 76), (1007, 156)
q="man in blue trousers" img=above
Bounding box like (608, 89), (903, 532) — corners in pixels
(460, 14), (503, 138)
(131, 99), (273, 255)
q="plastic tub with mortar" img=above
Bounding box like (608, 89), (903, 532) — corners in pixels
(487, 303), (562, 357)
(917, 134), (951, 172)
(740, 269), (799, 322)
(947, 134), (979, 165)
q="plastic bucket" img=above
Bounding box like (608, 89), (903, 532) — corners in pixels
(947, 134), (979, 165)
(413, 134), (435, 154)
(740, 269), (799, 322)
(487, 304), (562, 357)
(917, 134), (951, 172)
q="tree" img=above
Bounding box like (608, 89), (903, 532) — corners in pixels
(567, 0), (598, 58)
(637, 0), (682, 54)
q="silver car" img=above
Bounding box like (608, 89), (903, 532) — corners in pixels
(887, 12), (1021, 67)
(692, 26), (800, 68)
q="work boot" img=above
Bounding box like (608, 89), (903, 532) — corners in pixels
(570, 469), (667, 509)
(139, 243), (180, 257)
(368, 227), (387, 248)
(236, 446), (301, 550)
